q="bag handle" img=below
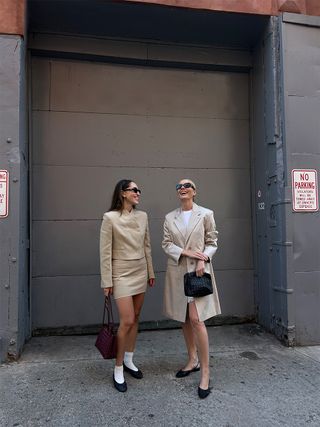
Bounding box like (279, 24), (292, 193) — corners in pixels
(102, 296), (115, 326)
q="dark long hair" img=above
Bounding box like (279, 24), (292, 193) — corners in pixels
(108, 179), (134, 212)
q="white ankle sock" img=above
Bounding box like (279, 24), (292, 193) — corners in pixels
(124, 352), (138, 371)
(114, 365), (125, 384)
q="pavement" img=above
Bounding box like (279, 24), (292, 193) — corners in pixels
(1, 323), (320, 427)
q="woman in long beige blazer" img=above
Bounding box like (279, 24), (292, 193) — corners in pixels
(100, 179), (155, 393)
(162, 178), (221, 399)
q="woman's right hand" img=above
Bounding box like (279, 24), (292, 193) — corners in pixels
(182, 249), (208, 261)
(103, 287), (113, 297)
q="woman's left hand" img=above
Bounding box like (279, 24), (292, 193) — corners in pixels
(196, 260), (205, 277)
(148, 278), (155, 287)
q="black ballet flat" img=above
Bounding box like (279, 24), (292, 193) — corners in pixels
(198, 385), (211, 399)
(123, 363), (143, 379)
(113, 375), (127, 392)
(175, 362), (200, 378)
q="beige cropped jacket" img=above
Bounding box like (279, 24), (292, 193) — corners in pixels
(100, 209), (155, 288)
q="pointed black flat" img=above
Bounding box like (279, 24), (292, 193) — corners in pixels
(175, 363), (200, 378)
(113, 375), (127, 392)
(123, 363), (143, 379)
(198, 385), (211, 399)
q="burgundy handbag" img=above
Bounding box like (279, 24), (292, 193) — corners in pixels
(95, 297), (118, 359)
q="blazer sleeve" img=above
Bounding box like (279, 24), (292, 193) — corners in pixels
(162, 217), (183, 264)
(144, 217), (155, 279)
(100, 214), (113, 288)
(203, 211), (218, 261)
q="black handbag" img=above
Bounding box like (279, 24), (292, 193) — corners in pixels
(95, 297), (118, 359)
(184, 272), (213, 297)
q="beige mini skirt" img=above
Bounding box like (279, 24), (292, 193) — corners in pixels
(112, 257), (148, 300)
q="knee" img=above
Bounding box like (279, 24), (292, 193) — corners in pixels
(189, 316), (204, 330)
(121, 316), (135, 329)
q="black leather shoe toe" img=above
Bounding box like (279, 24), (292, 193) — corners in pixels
(123, 363), (143, 379)
(198, 386), (211, 399)
(113, 375), (127, 392)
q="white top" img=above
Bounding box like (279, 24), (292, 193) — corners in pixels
(182, 210), (192, 226)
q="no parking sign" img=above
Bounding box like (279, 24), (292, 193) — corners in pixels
(292, 169), (319, 212)
(0, 170), (9, 218)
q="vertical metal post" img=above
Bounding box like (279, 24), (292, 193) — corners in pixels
(0, 35), (29, 362)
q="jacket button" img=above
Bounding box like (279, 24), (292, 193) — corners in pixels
(190, 261), (194, 265)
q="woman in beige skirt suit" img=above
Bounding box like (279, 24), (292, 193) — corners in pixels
(162, 179), (221, 399)
(100, 179), (155, 393)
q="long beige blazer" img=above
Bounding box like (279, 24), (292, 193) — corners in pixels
(162, 203), (221, 322)
(100, 209), (155, 288)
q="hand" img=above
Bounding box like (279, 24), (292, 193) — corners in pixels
(182, 250), (208, 261)
(103, 287), (113, 297)
(196, 260), (205, 277)
(148, 278), (155, 287)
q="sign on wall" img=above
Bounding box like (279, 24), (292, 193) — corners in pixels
(0, 170), (9, 218)
(292, 169), (319, 212)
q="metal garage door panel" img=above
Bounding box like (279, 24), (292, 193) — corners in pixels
(216, 219), (253, 270)
(32, 111), (249, 169)
(32, 220), (100, 277)
(32, 166), (251, 221)
(50, 61), (248, 119)
(32, 268), (254, 329)
(32, 56), (253, 329)
(32, 272), (166, 328)
(149, 219), (252, 273)
(32, 276), (103, 329)
(32, 59), (50, 110)
(32, 217), (251, 278)
(215, 270), (254, 317)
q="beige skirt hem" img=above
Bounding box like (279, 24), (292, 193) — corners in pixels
(112, 257), (148, 300)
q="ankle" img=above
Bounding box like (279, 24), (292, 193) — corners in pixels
(124, 351), (138, 372)
(201, 366), (210, 375)
(114, 365), (125, 384)
(189, 355), (198, 364)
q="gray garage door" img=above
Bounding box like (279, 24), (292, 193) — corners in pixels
(31, 56), (253, 331)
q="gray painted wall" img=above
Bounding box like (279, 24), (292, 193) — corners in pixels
(281, 14), (320, 345)
(0, 35), (29, 361)
(30, 36), (255, 332)
(251, 15), (320, 346)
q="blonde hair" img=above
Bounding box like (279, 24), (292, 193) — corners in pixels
(179, 178), (196, 190)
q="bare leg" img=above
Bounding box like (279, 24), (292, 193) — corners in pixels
(114, 296), (135, 366)
(125, 293), (145, 352)
(188, 301), (210, 389)
(181, 316), (199, 370)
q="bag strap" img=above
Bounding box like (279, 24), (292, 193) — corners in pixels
(102, 296), (115, 326)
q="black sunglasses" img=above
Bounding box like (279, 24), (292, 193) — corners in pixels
(176, 183), (195, 191)
(124, 187), (142, 195)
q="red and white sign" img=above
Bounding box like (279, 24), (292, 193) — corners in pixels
(292, 169), (318, 212)
(0, 170), (9, 218)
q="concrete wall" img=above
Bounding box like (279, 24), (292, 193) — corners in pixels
(281, 13), (320, 345)
(0, 35), (29, 361)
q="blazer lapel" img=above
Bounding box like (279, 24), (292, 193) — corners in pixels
(173, 209), (187, 240)
(185, 203), (202, 243)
